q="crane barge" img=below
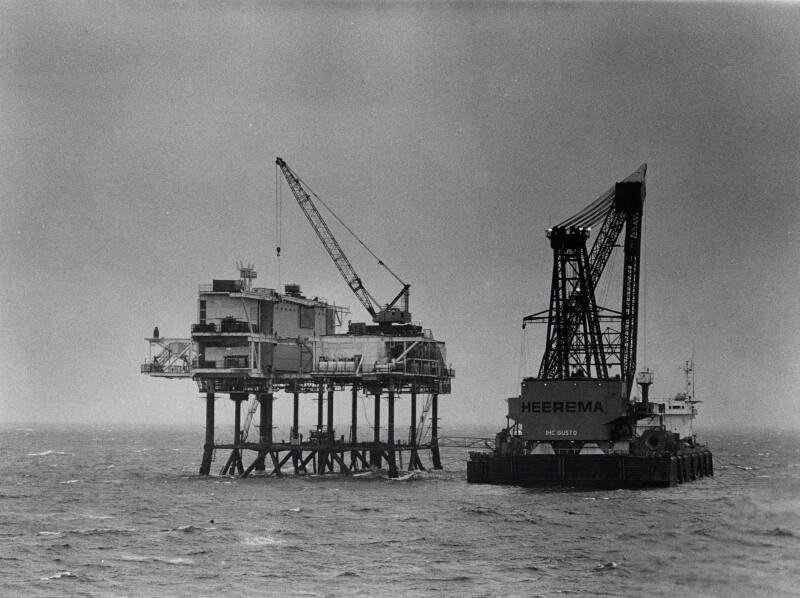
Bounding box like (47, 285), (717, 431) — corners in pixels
(467, 165), (713, 488)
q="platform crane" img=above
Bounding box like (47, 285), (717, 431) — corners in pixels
(523, 164), (646, 400)
(276, 157), (412, 328)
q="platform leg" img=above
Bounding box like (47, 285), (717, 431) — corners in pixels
(317, 383), (324, 432)
(292, 386), (300, 442)
(409, 385), (417, 471)
(431, 392), (442, 470)
(199, 391), (215, 476)
(387, 382), (398, 478)
(371, 391), (382, 468)
(351, 385), (359, 470)
(327, 383), (335, 445)
(232, 396), (244, 474)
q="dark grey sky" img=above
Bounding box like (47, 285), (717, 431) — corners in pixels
(2, 2), (798, 430)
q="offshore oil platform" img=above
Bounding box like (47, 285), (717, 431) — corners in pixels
(467, 165), (713, 488)
(142, 158), (453, 478)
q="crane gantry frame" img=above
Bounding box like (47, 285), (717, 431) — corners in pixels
(523, 164), (646, 399)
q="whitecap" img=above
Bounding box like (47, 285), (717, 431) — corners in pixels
(27, 450), (72, 457)
(59, 479), (80, 484)
(242, 536), (283, 546)
(157, 557), (194, 565)
(41, 570), (77, 580)
(116, 554), (193, 565)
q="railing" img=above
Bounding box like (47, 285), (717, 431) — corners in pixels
(317, 358), (358, 374)
(198, 283), (276, 297)
(192, 323), (216, 333)
(192, 321), (261, 334)
(141, 362), (190, 374)
(221, 320), (258, 333)
(312, 359), (455, 378)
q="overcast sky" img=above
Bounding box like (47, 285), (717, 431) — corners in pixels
(2, 2), (798, 433)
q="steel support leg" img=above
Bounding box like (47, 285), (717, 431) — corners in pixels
(317, 383), (324, 431)
(409, 385), (417, 471)
(371, 391), (381, 468)
(387, 383), (398, 478)
(351, 385), (359, 469)
(431, 392), (442, 469)
(292, 385), (301, 473)
(199, 391), (215, 475)
(327, 384), (334, 442)
(232, 396), (244, 474)
(292, 386), (300, 441)
(254, 389), (272, 473)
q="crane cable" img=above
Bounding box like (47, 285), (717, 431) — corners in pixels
(641, 202), (647, 370)
(556, 186), (615, 229)
(518, 325), (528, 380)
(275, 162), (283, 288)
(281, 167), (407, 287)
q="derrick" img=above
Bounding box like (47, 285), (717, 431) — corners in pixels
(524, 164), (646, 398)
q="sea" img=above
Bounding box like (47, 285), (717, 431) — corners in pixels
(1, 424), (798, 598)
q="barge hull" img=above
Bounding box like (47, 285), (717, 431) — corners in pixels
(467, 448), (713, 488)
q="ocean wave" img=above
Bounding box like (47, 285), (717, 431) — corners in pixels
(79, 513), (114, 520)
(165, 524), (213, 533)
(594, 561), (619, 571)
(397, 515), (429, 523)
(246, 536), (284, 547)
(26, 450), (73, 457)
(763, 527), (796, 538)
(459, 505), (502, 516)
(117, 554), (194, 565)
(423, 575), (474, 582)
(67, 527), (137, 537)
(41, 570), (77, 580)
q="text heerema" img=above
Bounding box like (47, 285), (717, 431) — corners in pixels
(520, 401), (604, 414)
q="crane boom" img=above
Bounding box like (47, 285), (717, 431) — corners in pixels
(527, 164), (646, 398)
(276, 157), (412, 325)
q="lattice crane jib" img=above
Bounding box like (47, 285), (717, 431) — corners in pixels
(532, 165), (646, 398)
(275, 158), (411, 325)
